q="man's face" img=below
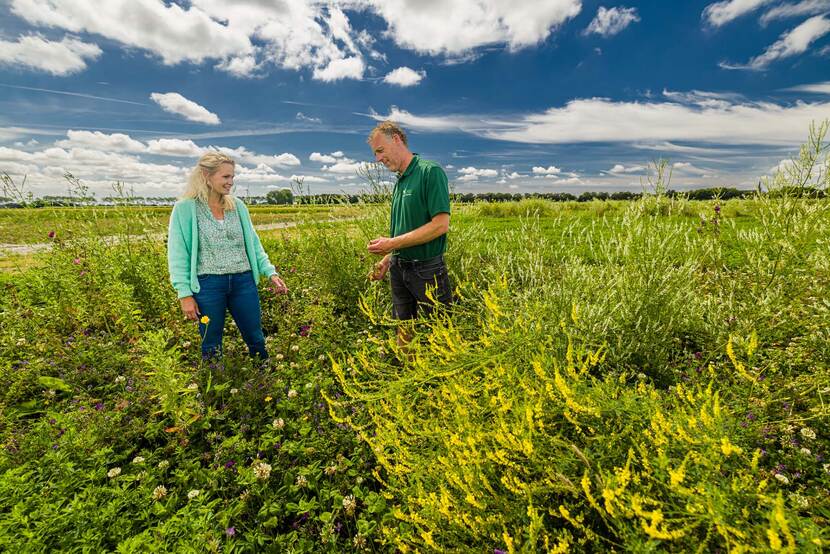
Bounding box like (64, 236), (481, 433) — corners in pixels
(370, 132), (404, 173)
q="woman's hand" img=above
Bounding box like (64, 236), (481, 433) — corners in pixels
(180, 296), (200, 321)
(270, 274), (288, 294)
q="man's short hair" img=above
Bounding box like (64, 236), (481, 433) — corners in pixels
(368, 121), (408, 146)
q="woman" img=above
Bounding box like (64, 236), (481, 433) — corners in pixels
(167, 151), (288, 359)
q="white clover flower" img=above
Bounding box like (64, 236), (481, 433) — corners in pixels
(152, 485), (167, 500)
(800, 427), (816, 440)
(291, 344), (299, 352)
(253, 461), (272, 480)
(114, 375), (126, 384)
(275, 353), (284, 361)
(356, 476), (364, 485)
(318, 354), (326, 362)
(324, 464), (338, 476)
(296, 474), (308, 487)
(287, 389), (298, 399)
(157, 460), (169, 470)
(230, 388), (239, 395)
(16, 338), (26, 346)
(305, 382), (313, 389)
(187, 489), (200, 500)
(272, 418), (285, 430)
(800, 447), (812, 456)
(353, 534), (366, 549)
(774, 473), (789, 485)
(187, 383), (198, 390)
(343, 494), (356, 515)
(290, 362), (298, 369)
(790, 494), (809, 509)
(824, 463), (830, 474)
(182, 340), (192, 348)
(132, 456), (145, 464)
(107, 467), (121, 478)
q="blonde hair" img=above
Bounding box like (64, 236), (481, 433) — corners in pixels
(368, 120), (408, 146)
(182, 151), (236, 210)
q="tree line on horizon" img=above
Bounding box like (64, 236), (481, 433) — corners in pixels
(1, 186), (826, 209)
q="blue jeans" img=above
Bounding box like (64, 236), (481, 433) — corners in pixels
(193, 271), (267, 360)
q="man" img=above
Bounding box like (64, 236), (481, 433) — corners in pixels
(367, 121), (453, 345)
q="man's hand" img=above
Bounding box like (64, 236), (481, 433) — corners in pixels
(270, 274), (288, 294)
(180, 296), (200, 321)
(368, 255), (391, 281)
(368, 237), (397, 255)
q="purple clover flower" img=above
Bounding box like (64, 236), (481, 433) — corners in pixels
(225, 527), (236, 537)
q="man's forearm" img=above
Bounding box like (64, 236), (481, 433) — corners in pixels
(391, 216), (448, 251)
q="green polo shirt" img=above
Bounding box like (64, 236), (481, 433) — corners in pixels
(391, 154), (451, 260)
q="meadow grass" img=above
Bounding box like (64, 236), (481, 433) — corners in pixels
(2, 117), (830, 551)
(0, 190), (827, 551)
(0, 204), (350, 244)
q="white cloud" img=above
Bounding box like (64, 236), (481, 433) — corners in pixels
(532, 165), (561, 174)
(505, 171), (522, 179)
(487, 98), (830, 145)
(8, 0), (370, 80)
(769, 158), (795, 174)
(56, 130), (145, 152)
(0, 34), (101, 75)
(368, 106), (491, 133)
(289, 174), (329, 183)
(0, 144), (188, 193)
(702, 0), (774, 27)
(8, 1), (584, 79)
(785, 80), (830, 94)
(584, 6), (641, 37)
(549, 176), (583, 185)
(312, 56), (365, 82)
(458, 167), (499, 180)
(215, 146), (300, 167)
(761, 0), (830, 25)
(322, 160), (366, 174)
(608, 164), (646, 174)
(296, 112), (322, 123)
(720, 15), (830, 70)
(365, 0), (581, 55)
(310, 152), (346, 163)
(383, 67), (426, 87)
(146, 139), (204, 157)
(150, 92), (221, 125)
(368, 91), (830, 147)
(11, 0), (251, 65)
(673, 162), (711, 176)
(215, 55), (260, 77)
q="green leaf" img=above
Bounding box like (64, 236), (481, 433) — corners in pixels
(38, 376), (71, 392)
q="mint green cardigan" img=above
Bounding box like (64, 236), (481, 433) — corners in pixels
(167, 197), (276, 299)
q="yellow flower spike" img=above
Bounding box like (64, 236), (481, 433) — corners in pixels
(747, 330), (758, 358)
(200, 315), (210, 324)
(720, 437), (742, 456)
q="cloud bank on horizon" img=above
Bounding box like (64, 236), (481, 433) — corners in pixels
(0, 0), (828, 195)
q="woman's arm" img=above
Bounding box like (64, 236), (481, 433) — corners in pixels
(167, 203), (194, 298)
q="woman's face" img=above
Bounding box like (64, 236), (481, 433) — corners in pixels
(207, 162), (235, 197)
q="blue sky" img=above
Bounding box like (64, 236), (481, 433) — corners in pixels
(1, 0), (829, 196)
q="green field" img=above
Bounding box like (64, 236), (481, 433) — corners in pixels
(0, 204), (357, 245)
(0, 192), (828, 552)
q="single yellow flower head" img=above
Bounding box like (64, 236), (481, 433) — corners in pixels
(200, 315), (210, 324)
(264, 395), (273, 403)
